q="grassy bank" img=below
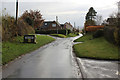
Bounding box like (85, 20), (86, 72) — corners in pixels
(2, 35), (55, 65)
(74, 33), (92, 42)
(73, 34), (119, 60)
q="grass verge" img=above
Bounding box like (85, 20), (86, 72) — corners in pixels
(50, 33), (78, 38)
(66, 33), (78, 37)
(50, 34), (66, 38)
(73, 34), (119, 60)
(2, 35), (55, 65)
(74, 33), (92, 42)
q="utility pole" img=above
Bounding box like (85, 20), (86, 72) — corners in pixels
(74, 22), (76, 34)
(56, 16), (58, 34)
(74, 22), (76, 28)
(78, 26), (80, 33)
(16, 0), (18, 25)
(65, 24), (67, 35)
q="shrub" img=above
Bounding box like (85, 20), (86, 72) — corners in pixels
(104, 26), (116, 44)
(2, 16), (17, 41)
(17, 18), (35, 36)
(2, 15), (35, 41)
(93, 29), (104, 38)
(114, 27), (119, 45)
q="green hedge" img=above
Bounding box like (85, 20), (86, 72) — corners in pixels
(35, 29), (71, 35)
(93, 29), (104, 38)
(103, 26), (120, 45)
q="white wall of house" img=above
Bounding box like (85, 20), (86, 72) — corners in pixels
(65, 23), (73, 31)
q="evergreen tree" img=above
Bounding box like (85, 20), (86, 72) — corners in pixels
(85, 7), (97, 26)
(85, 7), (97, 21)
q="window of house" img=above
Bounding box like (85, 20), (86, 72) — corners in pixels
(52, 23), (56, 27)
(45, 23), (47, 26)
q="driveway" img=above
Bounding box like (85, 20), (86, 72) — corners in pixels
(2, 35), (82, 78)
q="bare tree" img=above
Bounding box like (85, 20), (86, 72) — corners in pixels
(21, 10), (44, 29)
(95, 15), (103, 25)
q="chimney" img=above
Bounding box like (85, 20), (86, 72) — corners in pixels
(56, 16), (58, 22)
(74, 22), (76, 28)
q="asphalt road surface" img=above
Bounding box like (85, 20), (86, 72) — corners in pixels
(2, 34), (119, 79)
(2, 35), (82, 78)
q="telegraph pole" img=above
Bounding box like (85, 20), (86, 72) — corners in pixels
(16, 0), (18, 25)
(78, 26), (80, 33)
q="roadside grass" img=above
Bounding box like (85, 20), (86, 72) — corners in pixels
(73, 34), (119, 60)
(74, 33), (92, 42)
(2, 35), (55, 65)
(50, 34), (66, 38)
(50, 33), (78, 38)
(66, 33), (78, 37)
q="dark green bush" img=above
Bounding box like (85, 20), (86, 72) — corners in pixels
(104, 26), (116, 44)
(93, 29), (104, 38)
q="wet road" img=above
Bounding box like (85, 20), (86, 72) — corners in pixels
(77, 58), (119, 78)
(2, 35), (82, 78)
(2, 34), (119, 79)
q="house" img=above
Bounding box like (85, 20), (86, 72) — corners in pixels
(38, 21), (74, 32)
(39, 21), (62, 31)
(106, 18), (117, 26)
(85, 26), (104, 31)
(63, 22), (73, 31)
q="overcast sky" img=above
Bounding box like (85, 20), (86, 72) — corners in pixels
(1, 0), (119, 29)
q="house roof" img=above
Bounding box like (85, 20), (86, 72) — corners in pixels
(41, 21), (60, 28)
(107, 18), (117, 22)
(60, 24), (64, 27)
(56, 21), (60, 26)
(41, 21), (52, 28)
